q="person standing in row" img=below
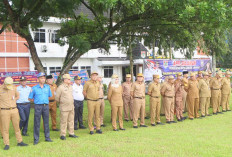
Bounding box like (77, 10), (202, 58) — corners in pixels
(122, 74), (133, 121)
(182, 71), (188, 113)
(97, 75), (105, 127)
(73, 76), (86, 130)
(184, 72), (200, 120)
(46, 75), (59, 131)
(174, 73), (185, 121)
(56, 74), (78, 140)
(161, 75), (176, 124)
(131, 73), (147, 128)
(198, 72), (211, 117)
(108, 74), (125, 131)
(29, 72), (53, 145)
(210, 72), (223, 115)
(197, 71), (203, 81)
(16, 77), (31, 136)
(221, 71), (231, 112)
(160, 76), (169, 115)
(83, 72), (102, 135)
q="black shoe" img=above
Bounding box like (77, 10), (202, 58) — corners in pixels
(217, 112), (223, 114)
(166, 121), (171, 124)
(227, 110), (231, 111)
(90, 131), (94, 135)
(207, 114), (212, 116)
(201, 115), (205, 118)
(60, 136), (66, 140)
(45, 139), (53, 142)
(79, 125), (86, 129)
(4, 145), (9, 150)
(133, 126), (138, 128)
(52, 128), (60, 131)
(101, 124), (106, 127)
(17, 142), (28, 146)
(157, 122), (164, 125)
(171, 121), (177, 123)
(182, 116), (187, 120)
(222, 110), (227, 112)
(96, 130), (102, 134)
(120, 128), (126, 130)
(140, 125), (148, 127)
(69, 134), (78, 138)
(22, 133), (29, 136)
(213, 113), (217, 115)
(189, 118), (194, 120)
(74, 127), (78, 130)
(33, 141), (38, 145)
(125, 119), (129, 122)
(151, 124), (156, 126)
(145, 116), (149, 119)
(113, 129), (119, 131)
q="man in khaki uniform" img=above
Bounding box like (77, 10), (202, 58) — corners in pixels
(182, 71), (189, 112)
(221, 71), (231, 112)
(46, 75), (59, 131)
(148, 74), (163, 126)
(198, 72), (211, 117)
(197, 71), (203, 81)
(174, 73), (185, 121)
(208, 71), (213, 108)
(131, 73), (147, 128)
(184, 72), (200, 120)
(0, 77), (28, 150)
(210, 72), (223, 114)
(161, 75), (176, 124)
(83, 72), (102, 134)
(160, 76), (169, 115)
(122, 74), (133, 121)
(55, 74), (78, 140)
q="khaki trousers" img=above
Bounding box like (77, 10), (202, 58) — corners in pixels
(133, 98), (145, 126)
(187, 97), (199, 119)
(200, 97), (210, 116)
(123, 95), (133, 120)
(221, 94), (230, 111)
(94, 99), (105, 125)
(150, 97), (160, 124)
(88, 100), (100, 131)
(161, 96), (165, 115)
(60, 109), (74, 136)
(1, 108), (23, 145)
(111, 106), (123, 129)
(182, 90), (188, 112)
(49, 101), (57, 129)
(212, 92), (221, 113)
(0, 109), (2, 136)
(175, 99), (183, 119)
(164, 97), (174, 121)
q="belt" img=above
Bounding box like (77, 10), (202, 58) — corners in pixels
(99, 98), (104, 100)
(49, 100), (55, 102)
(17, 103), (30, 105)
(151, 96), (160, 98)
(87, 99), (99, 101)
(165, 96), (174, 98)
(1, 107), (17, 110)
(36, 104), (48, 106)
(134, 97), (144, 99)
(212, 89), (220, 90)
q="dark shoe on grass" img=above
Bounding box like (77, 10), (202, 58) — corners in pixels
(171, 121), (177, 123)
(227, 110), (231, 111)
(90, 131), (94, 135)
(120, 128), (125, 130)
(177, 119), (182, 122)
(217, 112), (223, 114)
(140, 125), (148, 127)
(4, 145), (9, 150)
(22, 133), (29, 136)
(113, 129), (119, 131)
(133, 126), (138, 128)
(189, 118), (194, 120)
(145, 116), (149, 119)
(79, 125), (86, 129)
(52, 128), (60, 131)
(60, 136), (66, 140)
(101, 124), (106, 127)
(96, 130), (102, 134)
(207, 114), (212, 116)
(157, 122), (164, 125)
(151, 124), (156, 126)
(33, 141), (38, 145)
(17, 142), (28, 146)
(213, 113), (217, 115)
(222, 110), (227, 112)
(45, 139), (53, 142)
(201, 115), (205, 118)
(69, 134), (78, 138)
(74, 127), (78, 130)
(166, 121), (171, 124)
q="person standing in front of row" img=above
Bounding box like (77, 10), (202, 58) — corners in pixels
(29, 72), (53, 145)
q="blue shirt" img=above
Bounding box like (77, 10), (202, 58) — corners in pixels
(29, 84), (52, 105)
(17, 85), (31, 103)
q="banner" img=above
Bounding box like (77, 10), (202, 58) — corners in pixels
(144, 59), (212, 81)
(0, 71), (39, 86)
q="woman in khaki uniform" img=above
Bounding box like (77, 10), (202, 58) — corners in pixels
(108, 75), (125, 131)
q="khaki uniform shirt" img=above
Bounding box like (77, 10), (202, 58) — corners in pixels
(148, 82), (161, 97)
(0, 85), (19, 108)
(221, 77), (231, 95)
(99, 83), (104, 98)
(48, 83), (57, 101)
(210, 77), (221, 96)
(131, 81), (145, 98)
(198, 79), (211, 97)
(55, 83), (74, 111)
(83, 80), (100, 100)
(161, 83), (175, 97)
(122, 82), (132, 97)
(174, 79), (184, 101)
(108, 86), (123, 106)
(184, 80), (199, 98)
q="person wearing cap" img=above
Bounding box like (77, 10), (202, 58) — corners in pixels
(198, 72), (211, 117)
(161, 75), (176, 124)
(122, 74), (133, 121)
(83, 71), (102, 134)
(108, 74), (125, 131)
(184, 72), (200, 120)
(73, 76), (86, 130)
(46, 75), (59, 131)
(174, 73), (185, 121)
(148, 74), (163, 126)
(131, 73), (147, 128)
(182, 71), (189, 113)
(28, 72), (53, 145)
(210, 72), (223, 114)
(16, 76), (31, 136)
(0, 77), (28, 150)
(221, 71), (231, 112)
(208, 71), (213, 108)
(160, 76), (169, 116)
(55, 74), (78, 140)
(197, 71), (203, 81)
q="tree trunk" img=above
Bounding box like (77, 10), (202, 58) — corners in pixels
(128, 37), (134, 82)
(212, 50), (216, 76)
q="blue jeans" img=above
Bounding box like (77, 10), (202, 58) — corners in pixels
(17, 103), (31, 134)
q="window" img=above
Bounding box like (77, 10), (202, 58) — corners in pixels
(34, 67), (47, 73)
(49, 67), (61, 74)
(81, 66), (91, 77)
(49, 30), (59, 43)
(104, 66), (113, 78)
(70, 66), (79, 72)
(34, 29), (45, 43)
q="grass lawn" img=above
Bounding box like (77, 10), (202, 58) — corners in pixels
(1, 96), (232, 157)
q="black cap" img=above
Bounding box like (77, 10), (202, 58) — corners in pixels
(74, 76), (82, 80)
(20, 76), (27, 81)
(46, 75), (53, 79)
(183, 71), (188, 75)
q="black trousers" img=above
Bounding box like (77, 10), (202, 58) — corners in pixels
(74, 100), (84, 128)
(17, 103), (31, 134)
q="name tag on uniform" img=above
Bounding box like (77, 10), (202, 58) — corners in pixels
(12, 96), (15, 100)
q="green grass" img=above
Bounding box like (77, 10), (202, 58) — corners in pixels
(1, 96), (232, 157)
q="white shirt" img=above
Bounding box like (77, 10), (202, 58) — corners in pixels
(72, 83), (84, 101)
